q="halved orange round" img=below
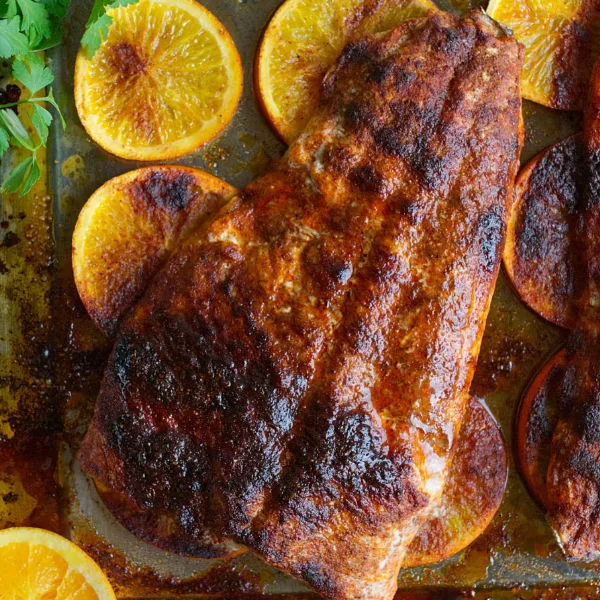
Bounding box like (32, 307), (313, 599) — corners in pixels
(487, 0), (600, 110)
(72, 166), (238, 334)
(504, 135), (581, 329)
(515, 348), (566, 508)
(405, 396), (507, 567)
(0, 527), (116, 600)
(255, 0), (438, 144)
(75, 0), (243, 160)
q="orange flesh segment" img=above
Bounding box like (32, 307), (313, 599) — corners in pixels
(487, 0), (600, 111)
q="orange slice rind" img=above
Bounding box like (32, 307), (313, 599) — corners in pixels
(515, 348), (566, 509)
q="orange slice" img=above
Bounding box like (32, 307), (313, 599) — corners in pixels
(72, 166), (238, 334)
(504, 135), (582, 329)
(255, 0), (438, 144)
(75, 0), (243, 160)
(515, 348), (566, 508)
(0, 527), (116, 600)
(405, 396), (507, 567)
(487, 0), (600, 110)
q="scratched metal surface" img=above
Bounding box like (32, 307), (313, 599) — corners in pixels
(1, 0), (598, 596)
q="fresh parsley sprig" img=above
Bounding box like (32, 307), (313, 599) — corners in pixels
(0, 0), (70, 196)
(81, 0), (138, 59)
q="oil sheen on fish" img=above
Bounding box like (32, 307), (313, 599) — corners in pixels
(79, 12), (523, 600)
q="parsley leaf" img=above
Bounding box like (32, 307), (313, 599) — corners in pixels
(40, 0), (68, 19)
(85, 0), (113, 25)
(36, 0), (69, 49)
(0, 16), (30, 57)
(0, 126), (10, 157)
(0, 107), (35, 150)
(20, 153), (40, 195)
(12, 55), (53, 94)
(81, 0), (138, 59)
(2, 154), (37, 194)
(7, 0), (51, 47)
(80, 11), (111, 59)
(30, 102), (51, 144)
(44, 87), (64, 128)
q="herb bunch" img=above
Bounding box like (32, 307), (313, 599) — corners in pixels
(0, 0), (70, 196)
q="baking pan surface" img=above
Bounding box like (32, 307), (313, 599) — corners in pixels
(0, 0), (595, 597)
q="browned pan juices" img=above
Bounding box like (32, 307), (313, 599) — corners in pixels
(1, 0), (600, 597)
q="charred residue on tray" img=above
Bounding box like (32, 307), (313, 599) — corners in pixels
(472, 273), (564, 397)
(0, 160), (109, 536)
(0, 439), (60, 531)
(0, 182), (62, 532)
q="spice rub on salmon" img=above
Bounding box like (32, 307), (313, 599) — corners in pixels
(79, 11), (523, 600)
(547, 58), (600, 560)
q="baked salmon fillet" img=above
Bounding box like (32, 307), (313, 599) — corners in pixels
(79, 11), (523, 600)
(547, 58), (600, 560)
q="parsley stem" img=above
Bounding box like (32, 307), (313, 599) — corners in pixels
(0, 97), (51, 110)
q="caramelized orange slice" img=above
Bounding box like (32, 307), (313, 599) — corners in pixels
(504, 135), (582, 329)
(72, 166), (238, 334)
(0, 527), (116, 600)
(255, 0), (438, 143)
(515, 348), (566, 508)
(405, 396), (507, 567)
(75, 0), (243, 160)
(487, 0), (600, 110)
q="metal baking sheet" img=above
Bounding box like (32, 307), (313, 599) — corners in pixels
(0, 0), (597, 597)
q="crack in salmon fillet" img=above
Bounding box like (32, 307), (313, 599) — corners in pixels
(79, 11), (523, 600)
